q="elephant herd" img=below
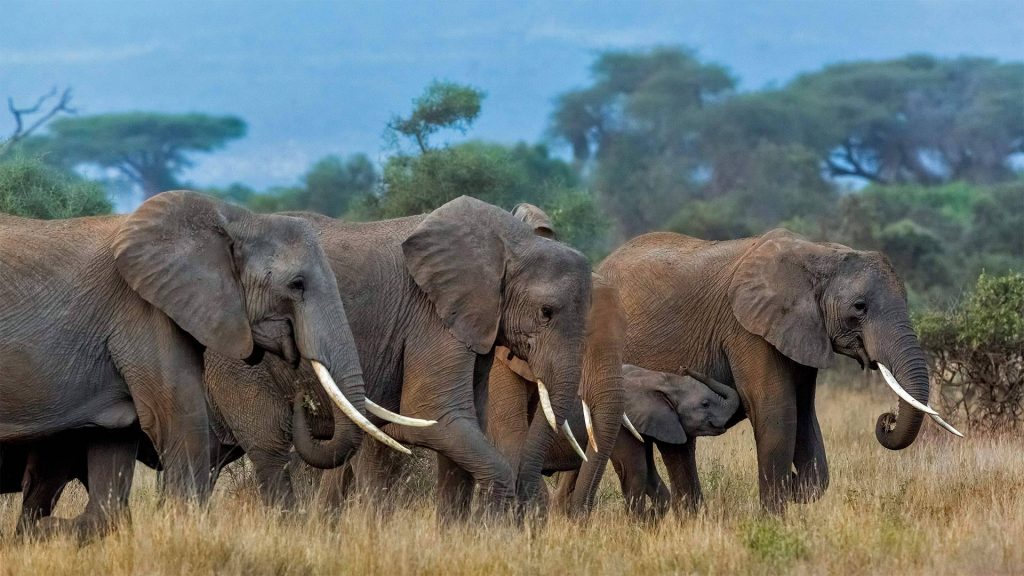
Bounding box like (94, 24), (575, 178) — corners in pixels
(0, 191), (961, 540)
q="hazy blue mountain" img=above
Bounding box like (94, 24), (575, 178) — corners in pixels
(2, 0), (1022, 190)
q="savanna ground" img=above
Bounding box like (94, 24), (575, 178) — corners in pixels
(2, 372), (1022, 575)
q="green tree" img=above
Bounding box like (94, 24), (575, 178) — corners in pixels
(0, 156), (111, 218)
(388, 81), (485, 153)
(25, 112), (246, 198)
(550, 47), (736, 236)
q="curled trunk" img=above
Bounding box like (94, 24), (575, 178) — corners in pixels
(292, 372), (366, 468)
(872, 327), (930, 450)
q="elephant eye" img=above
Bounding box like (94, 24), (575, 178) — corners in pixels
(852, 300), (867, 314)
(702, 399), (711, 409)
(540, 305), (554, 321)
(288, 277), (305, 292)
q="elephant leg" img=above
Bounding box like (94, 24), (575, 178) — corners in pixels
(436, 453), (474, 524)
(314, 464), (350, 511)
(117, 319), (212, 502)
(36, 429), (138, 542)
(792, 369), (828, 503)
(434, 352), (496, 524)
(423, 416), (515, 521)
(611, 431), (649, 520)
(657, 440), (703, 516)
(729, 340), (800, 513)
(551, 470), (578, 516)
(248, 448), (294, 508)
(645, 442), (671, 522)
(350, 438), (410, 515)
(16, 439), (79, 535)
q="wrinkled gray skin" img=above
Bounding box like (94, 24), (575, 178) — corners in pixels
(203, 196), (592, 520)
(607, 365), (739, 522)
(599, 228), (931, 513)
(0, 190), (367, 537)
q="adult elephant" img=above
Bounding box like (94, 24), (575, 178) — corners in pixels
(598, 228), (961, 513)
(203, 196), (593, 520)
(0, 191), (404, 535)
(477, 202), (625, 520)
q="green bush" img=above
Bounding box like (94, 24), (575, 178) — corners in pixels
(0, 156), (111, 219)
(917, 272), (1024, 430)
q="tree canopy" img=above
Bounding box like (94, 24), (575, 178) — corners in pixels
(24, 112), (246, 198)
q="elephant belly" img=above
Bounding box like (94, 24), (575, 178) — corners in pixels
(0, 347), (134, 441)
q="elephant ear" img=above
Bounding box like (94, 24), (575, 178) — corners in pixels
(729, 228), (836, 369)
(493, 346), (537, 382)
(403, 196), (523, 354)
(113, 190), (254, 359)
(622, 365), (688, 444)
(511, 203), (556, 239)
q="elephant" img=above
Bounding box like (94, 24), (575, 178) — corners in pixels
(474, 202), (626, 520)
(597, 228), (961, 513)
(0, 190), (402, 536)
(607, 365), (739, 521)
(483, 274), (624, 520)
(202, 196), (593, 520)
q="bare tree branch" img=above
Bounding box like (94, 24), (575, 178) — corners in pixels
(0, 87), (76, 155)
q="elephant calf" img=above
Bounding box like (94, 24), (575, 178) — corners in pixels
(606, 365), (739, 522)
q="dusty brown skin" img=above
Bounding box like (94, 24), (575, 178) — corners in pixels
(0, 191), (368, 537)
(598, 228), (930, 513)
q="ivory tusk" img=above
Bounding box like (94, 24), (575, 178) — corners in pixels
(929, 413), (965, 438)
(364, 399), (437, 428)
(622, 413), (644, 443)
(582, 400), (598, 453)
(877, 364), (938, 416)
(562, 420), (588, 462)
(536, 380), (558, 432)
(310, 361), (411, 455)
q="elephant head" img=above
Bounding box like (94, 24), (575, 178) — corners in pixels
(112, 191), (408, 465)
(729, 228), (960, 450)
(402, 196), (592, 487)
(622, 365), (740, 443)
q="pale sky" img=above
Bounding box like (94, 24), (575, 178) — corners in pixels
(2, 0), (1022, 189)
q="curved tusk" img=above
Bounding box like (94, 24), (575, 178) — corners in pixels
(562, 420), (588, 462)
(622, 413), (644, 443)
(536, 380), (558, 432)
(310, 361), (411, 455)
(929, 412), (964, 438)
(582, 400), (598, 453)
(364, 399), (437, 428)
(877, 363), (938, 416)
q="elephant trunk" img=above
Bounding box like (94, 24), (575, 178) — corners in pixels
(568, 372), (624, 518)
(292, 372), (366, 469)
(688, 369), (740, 427)
(871, 324), (930, 451)
(291, 306), (410, 468)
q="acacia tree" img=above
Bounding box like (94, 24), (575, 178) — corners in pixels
(30, 112), (246, 198)
(0, 87), (75, 157)
(387, 81), (484, 153)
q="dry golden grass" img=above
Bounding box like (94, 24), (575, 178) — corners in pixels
(2, 382), (1023, 575)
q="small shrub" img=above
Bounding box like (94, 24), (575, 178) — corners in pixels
(0, 156), (111, 218)
(917, 272), (1024, 430)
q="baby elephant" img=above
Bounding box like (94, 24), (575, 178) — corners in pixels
(610, 365), (740, 521)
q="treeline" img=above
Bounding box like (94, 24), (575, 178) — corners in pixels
(2, 48), (1021, 307)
